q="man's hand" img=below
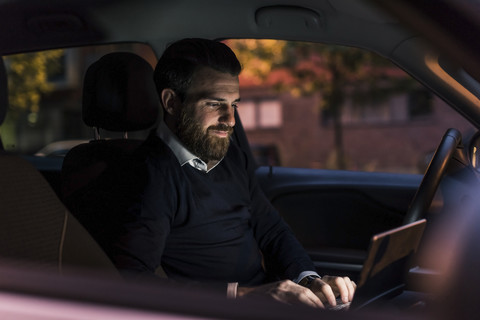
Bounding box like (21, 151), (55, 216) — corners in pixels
(236, 276), (356, 309)
(237, 280), (325, 308)
(309, 276), (356, 307)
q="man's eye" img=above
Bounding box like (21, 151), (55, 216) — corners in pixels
(232, 104), (238, 109)
(207, 102), (220, 108)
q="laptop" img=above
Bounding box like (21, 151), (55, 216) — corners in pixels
(331, 218), (427, 311)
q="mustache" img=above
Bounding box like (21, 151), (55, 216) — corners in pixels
(208, 124), (234, 134)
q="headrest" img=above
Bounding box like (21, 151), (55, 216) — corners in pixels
(82, 52), (159, 132)
(0, 57), (8, 126)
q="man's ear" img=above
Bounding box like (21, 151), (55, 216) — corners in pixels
(161, 89), (179, 116)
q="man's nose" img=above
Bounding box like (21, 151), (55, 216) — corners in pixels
(219, 105), (236, 127)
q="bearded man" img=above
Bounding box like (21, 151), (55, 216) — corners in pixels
(113, 38), (355, 308)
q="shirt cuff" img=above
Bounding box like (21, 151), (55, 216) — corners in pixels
(293, 271), (321, 284)
(227, 282), (238, 299)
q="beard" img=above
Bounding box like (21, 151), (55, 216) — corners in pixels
(176, 106), (233, 162)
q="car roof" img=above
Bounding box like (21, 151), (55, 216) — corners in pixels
(0, 0), (407, 55)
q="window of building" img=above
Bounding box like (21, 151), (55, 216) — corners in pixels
(46, 50), (80, 89)
(237, 99), (282, 130)
(341, 95), (410, 125)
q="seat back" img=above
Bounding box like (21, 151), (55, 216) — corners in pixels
(0, 57), (118, 276)
(61, 52), (160, 262)
(0, 155), (120, 275)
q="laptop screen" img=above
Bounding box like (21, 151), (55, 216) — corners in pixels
(350, 219), (427, 311)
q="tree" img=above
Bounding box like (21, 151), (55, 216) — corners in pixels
(227, 40), (414, 169)
(1, 50), (63, 149)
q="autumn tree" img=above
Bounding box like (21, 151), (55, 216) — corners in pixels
(1, 50), (63, 149)
(227, 40), (414, 169)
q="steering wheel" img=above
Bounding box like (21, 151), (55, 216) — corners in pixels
(403, 128), (462, 225)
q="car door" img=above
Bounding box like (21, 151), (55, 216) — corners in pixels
(255, 165), (420, 280)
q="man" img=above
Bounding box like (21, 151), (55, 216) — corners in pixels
(113, 38), (355, 308)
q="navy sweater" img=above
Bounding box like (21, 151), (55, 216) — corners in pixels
(110, 134), (315, 286)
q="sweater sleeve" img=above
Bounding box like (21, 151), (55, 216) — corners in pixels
(108, 140), (179, 277)
(250, 181), (316, 280)
(243, 151), (316, 280)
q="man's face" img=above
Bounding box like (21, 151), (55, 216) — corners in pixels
(175, 66), (240, 162)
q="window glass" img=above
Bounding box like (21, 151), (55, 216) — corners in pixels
(238, 101), (256, 129)
(258, 100), (282, 128)
(237, 99), (283, 129)
(0, 43), (156, 156)
(227, 39), (476, 173)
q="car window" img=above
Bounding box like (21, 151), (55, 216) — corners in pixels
(0, 43), (157, 156)
(227, 39), (476, 174)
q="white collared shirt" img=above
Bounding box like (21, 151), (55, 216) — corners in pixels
(156, 121), (223, 173)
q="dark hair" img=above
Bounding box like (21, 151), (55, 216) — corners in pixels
(153, 38), (242, 101)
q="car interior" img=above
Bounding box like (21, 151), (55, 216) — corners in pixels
(0, 56), (119, 277)
(0, 0), (480, 319)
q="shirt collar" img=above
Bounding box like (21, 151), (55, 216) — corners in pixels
(156, 121), (223, 173)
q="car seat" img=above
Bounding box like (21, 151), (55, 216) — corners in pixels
(61, 52), (160, 270)
(0, 56), (119, 276)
